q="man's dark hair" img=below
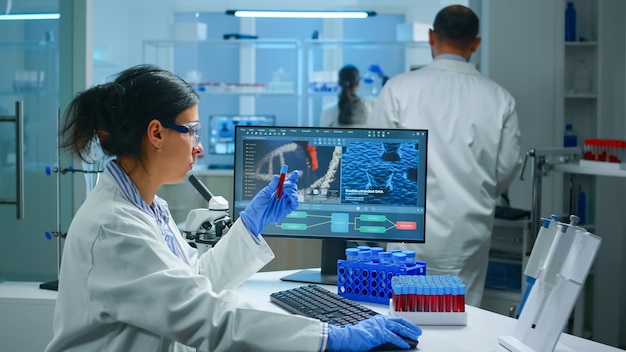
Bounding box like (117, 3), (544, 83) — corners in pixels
(433, 5), (479, 48)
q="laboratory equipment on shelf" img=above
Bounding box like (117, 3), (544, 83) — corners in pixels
(519, 147), (581, 237)
(498, 215), (601, 352)
(582, 138), (626, 164)
(183, 175), (233, 255)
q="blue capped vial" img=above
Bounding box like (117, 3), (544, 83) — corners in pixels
(345, 248), (359, 261)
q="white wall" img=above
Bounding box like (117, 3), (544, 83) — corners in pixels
(481, 0), (559, 212)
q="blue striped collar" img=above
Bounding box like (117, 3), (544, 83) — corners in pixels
(105, 160), (189, 264)
(106, 161), (156, 215)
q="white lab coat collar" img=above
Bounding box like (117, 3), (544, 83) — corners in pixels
(429, 57), (481, 76)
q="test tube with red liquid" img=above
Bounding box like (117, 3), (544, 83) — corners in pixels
(276, 164), (288, 199)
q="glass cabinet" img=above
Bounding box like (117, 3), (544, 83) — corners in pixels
(0, 40), (59, 282)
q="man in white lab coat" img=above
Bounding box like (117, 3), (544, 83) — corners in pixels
(369, 5), (522, 307)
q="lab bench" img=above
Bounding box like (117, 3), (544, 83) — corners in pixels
(1, 270), (622, 352)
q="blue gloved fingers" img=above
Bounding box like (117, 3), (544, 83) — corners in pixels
(282, 183), (299, 214)
(287, 169), (300, 183)
(265, 174), (280, 194)
(372, 315), (412, 350)
(386, 316), (422, 340)
(368, 64), (384, 77)
(328, 315), (417, 352)
(240, 170), (301, 236)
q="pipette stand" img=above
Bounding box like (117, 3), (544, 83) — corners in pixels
(498, 216), (601, 352)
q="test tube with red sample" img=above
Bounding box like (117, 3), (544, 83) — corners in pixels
(275, 164), (288, 199)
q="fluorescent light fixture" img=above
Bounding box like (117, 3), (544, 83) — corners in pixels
(0, 13), (60, 20)
(225, 10), (376, 19)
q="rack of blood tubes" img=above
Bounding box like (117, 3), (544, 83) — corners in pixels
(389, 275), (468, 326)
(391, 275), (465, 313)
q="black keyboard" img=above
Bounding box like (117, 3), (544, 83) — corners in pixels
(270, 284), (379, 326)
(270, 284), (418, 350)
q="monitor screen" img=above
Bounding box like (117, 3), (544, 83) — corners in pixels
(233, 126), (428, 284)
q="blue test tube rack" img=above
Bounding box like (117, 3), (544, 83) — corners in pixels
(336, 258), (426, 305)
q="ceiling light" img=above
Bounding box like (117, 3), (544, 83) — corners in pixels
(225, 10), (376, 19)
(0, 13), (60, 21)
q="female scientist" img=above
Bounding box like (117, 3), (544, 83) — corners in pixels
(319, 65), (375, 128)
(45, 64), (421, 352)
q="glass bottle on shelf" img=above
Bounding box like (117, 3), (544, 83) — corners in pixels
(565, 1), (577, 42)
(563, 123), (578, 147)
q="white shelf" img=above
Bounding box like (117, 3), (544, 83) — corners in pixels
(564, 93), (597, 99)
(565, 41), (598, 46)
(553, 163), (626, 178)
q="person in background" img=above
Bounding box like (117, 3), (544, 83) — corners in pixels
(45, 64), (421, 352)
(320, 64), (376, 128)
(368, 5), (522, 307)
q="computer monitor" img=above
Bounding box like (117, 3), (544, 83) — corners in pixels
(206, 115), (275, 168)
(233, 126), (428, 284)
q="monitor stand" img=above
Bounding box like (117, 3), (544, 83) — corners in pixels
(280, 238), (347, 285)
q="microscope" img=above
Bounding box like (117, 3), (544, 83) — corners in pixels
(183, 175), (233, 255)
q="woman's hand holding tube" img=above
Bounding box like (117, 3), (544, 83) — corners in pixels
(240, 170), (299, 237)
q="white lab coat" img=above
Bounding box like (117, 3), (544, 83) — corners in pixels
(370, 58), (521, 306)
(320, 96), (376, 127)
(45, 170), (325, 352)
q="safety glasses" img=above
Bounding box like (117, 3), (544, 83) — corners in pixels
(162, 121), (201, 147)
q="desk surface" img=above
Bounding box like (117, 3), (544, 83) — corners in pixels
(242, 270), (622, 352)
(0, 270), (622, 352)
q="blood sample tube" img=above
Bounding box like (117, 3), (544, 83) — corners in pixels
(275, 164), (288, 199)
(458, 283), (466, 313)
(416, 281), (423, 312)
(402, 283), (409, 312)
(392, 277), (403, 312)
(444, 283), (452, 312)
(423, 282), (431, 312)
(450, 283), (459, 312)
(437, 279), (445, 312)
(408, 281), (417, 312)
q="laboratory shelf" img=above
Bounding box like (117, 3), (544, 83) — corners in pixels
(553, 163), (626, 178)
(564, 93), (597, 99)
(142, 38), (303, 128)
(564, 41), (598, 47)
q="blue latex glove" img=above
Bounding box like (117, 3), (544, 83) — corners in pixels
(240, 170), (299, 236)
(327, 315), (422, 351)
(368, 64), (385, 78)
